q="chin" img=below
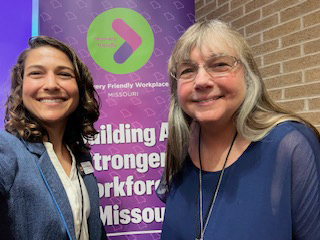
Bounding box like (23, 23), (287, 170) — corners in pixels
(197, 119), (220, 125)
(193, 113), (223, 123)
(37, 116), (68, 125)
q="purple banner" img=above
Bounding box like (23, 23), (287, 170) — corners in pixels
(39, 1), (194, 238)
(0, 1), (32, 129)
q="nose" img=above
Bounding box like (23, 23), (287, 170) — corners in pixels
(43, 72), (60, 91)
(193, 66), (214, 90)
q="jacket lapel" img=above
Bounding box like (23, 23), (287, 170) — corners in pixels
(76, 151), (103, 239)
(22, 139), (77, 240)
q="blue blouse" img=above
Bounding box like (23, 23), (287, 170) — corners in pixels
(159, 122), (320, 239)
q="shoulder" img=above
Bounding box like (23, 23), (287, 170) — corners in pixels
(0, 130), (27, 159)
(256, 121), (320, 163)
(0, 130), (41, 155)
(267, 121), (315, 138)
(0, 130), (40, 172)
(0, 130), (24, 151)
(264, 121), (318, 147)
(0, 129), (18, 140)
(0, 131), (22, 194)
(265, 121), (320, 167)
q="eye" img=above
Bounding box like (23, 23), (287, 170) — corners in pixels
(29, 71), (42, 75)
(208, 57), (234, 72)
(180, 68), (195, 75)
(214, 61), (230, 67)
(28, 71), (43, 78)
(177, 64), (197, 78)
(58, 72), (74, 79)
(212, 62), (230, 70)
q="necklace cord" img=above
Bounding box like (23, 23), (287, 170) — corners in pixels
(76, 166), (84, 240)
(196, 129), (238, 240)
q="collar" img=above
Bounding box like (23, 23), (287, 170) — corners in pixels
(20, 138), (46, 156)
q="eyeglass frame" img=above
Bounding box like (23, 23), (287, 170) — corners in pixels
(170, 54), (242, 82)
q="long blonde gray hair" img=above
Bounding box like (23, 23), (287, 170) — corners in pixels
(165, 20), (319, 183)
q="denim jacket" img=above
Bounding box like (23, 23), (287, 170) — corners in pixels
(0, 130), (105, 240)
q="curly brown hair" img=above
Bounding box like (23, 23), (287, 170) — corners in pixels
(5, 35), (100, 152)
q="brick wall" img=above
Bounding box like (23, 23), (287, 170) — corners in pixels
(195, 0), (320, 129)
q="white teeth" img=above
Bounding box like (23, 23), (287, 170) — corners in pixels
(199, 99), (213, 103)
(197, 97), (220, 102)
(39, 99), (63, 103)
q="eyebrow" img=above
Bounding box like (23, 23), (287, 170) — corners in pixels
(179, 60), (194, 64)
(209, 53), (226, 58)
(25, 65), (74, 72)
(56, 66), (75, 72)
(179, 53), (227, 63)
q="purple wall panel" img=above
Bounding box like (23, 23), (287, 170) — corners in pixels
(39, 1), (194, 239)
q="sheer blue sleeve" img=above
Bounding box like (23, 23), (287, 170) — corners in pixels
(280, 125), (320, 239)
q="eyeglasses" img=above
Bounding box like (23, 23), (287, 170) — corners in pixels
(170, 54), (241, 82)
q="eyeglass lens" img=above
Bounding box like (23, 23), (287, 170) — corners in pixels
(176, 55), (237, 80)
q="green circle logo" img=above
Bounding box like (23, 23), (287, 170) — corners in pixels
(87, 8), (154, 74)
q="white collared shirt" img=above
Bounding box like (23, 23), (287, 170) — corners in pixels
(44, 142), (90, 240)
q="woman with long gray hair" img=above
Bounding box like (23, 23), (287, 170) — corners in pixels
(158, 20), (320, 240)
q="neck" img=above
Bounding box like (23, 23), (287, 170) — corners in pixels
(42, 121), (68, 157)
(190, 121), (238, 172)
(199, 120), (237, 148)
(44, 124), (73, 176)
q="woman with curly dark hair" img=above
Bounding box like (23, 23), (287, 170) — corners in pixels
(0, 36), (106, 239)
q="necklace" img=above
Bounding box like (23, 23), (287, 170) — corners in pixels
(196, 130), (238, 240)
(76, 166), (84, 240)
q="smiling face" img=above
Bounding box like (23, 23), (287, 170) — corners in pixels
(22, 46), (79, 128)
(176, 44), (246, 128)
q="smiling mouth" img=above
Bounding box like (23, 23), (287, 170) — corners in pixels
(38, 98), (65, 103)
(193, 96), (223, 103)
